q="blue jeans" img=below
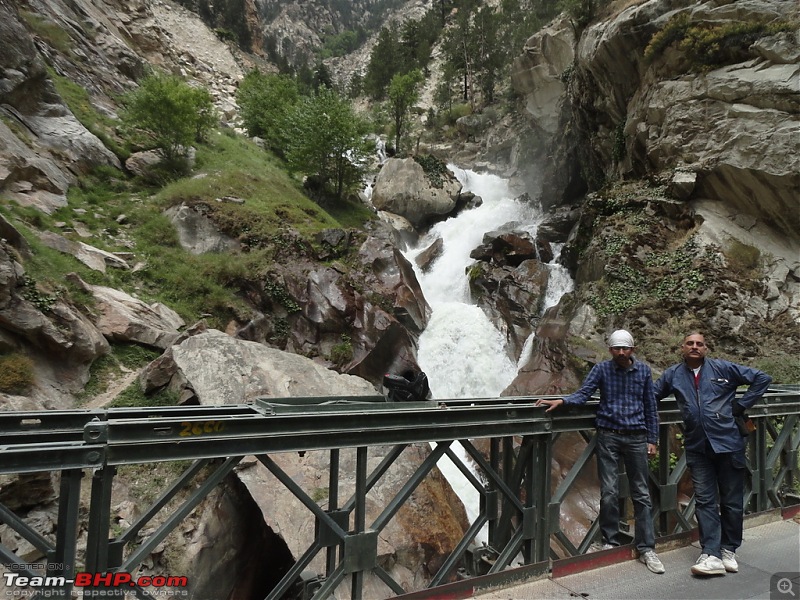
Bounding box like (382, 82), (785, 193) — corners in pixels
(685, 442), (745, 558)
(596, 429), (656, 553)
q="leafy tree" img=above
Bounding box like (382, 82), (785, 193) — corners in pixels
(121, 72), (215, 164)
(434, 75), (456, 115)
(283, 87), (368, 201)
(558, 0), (612, 28)
(387, 69), (424, 154)
(236, 70), (299, 154)
(348, 72), (364, 98)
(320, 29), (365, 58)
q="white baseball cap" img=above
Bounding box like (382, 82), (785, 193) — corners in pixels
(608, 329), (635, 348)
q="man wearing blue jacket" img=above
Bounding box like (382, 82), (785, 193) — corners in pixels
(654, 332), (772, 577)
(537, 330), (664, 574)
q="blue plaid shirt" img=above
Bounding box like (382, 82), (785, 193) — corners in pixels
(563, 358), (659, 444)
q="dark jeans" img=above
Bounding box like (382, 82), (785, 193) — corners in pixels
(596, 429), (656, 553)
(685, 442), (746, 558)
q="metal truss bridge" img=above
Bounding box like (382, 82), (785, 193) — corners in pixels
(1, 386), (799, 599)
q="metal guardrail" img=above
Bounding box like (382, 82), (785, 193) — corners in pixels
(0, 387), (798, 599)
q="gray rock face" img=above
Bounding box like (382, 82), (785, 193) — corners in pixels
(513, 0), (799, 237)
(629, 60), (799, 235)
(0, 3), (120, 209)
(510, 16), (576, 135)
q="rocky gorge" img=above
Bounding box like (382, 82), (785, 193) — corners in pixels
(0, 0), (798, 597)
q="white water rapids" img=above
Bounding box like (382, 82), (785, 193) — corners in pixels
(401, 166), (574, 542)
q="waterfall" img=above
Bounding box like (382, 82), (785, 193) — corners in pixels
(403, 167), (574, 544)
(404, 166), (573, 398)
(376, 138), (387, 164)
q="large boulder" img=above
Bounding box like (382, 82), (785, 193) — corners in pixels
(67, 274), (184, 350)
(371, 158), (462, 229)
(165, 203), (241, 255)
(140, 328), (470, 598)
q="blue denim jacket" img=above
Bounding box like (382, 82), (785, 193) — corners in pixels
(654, 358), (772, 453)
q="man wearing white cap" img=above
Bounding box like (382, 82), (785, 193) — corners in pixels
(536, 329), (664, 574)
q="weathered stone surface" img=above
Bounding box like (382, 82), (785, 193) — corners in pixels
(513, 0), (799, 237)
(0, 245), (109, 366)
(537, 205), (581, 243)
(237, 222), (431, 387)
(37, 231), (130, 272)
(510, 16), (576, 135)
(470, 231), (535, 265)
(371, 158), (462, 228)
(629, 61), (799, 235)
(503, 299), (586, 397)
(415, 237), (444, 272)
(470, 258), (550, 363)
(67, 274), (184, 349)
(137, 474), (283, 600)
(165, 203), (241, 255)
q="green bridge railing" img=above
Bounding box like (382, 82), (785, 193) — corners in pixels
(0, 385), (798, 599)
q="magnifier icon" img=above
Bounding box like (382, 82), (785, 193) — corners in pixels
(778, 578), (796, 597)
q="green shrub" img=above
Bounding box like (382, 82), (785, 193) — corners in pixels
(413, 154), (449, 189)
(110, 382), (179, 408)
(121, 72), (216, 164)
(645, 15), (796, 68)
(0, 353), (35, 394)
(644, 13), (690, 62)
(330, 334), (353, 366)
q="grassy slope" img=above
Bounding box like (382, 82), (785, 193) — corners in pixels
(1, 130), (374, 331)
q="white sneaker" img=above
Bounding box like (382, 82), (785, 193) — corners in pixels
(639, 550), (665, 574)
(691, 553), (726, 576)
(721, 549), (738, 573)
(589, 542), (615, 552)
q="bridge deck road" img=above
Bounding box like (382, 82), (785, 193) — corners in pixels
(474, 515), (800, 600)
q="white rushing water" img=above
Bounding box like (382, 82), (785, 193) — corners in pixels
(402, 167), (574, 541)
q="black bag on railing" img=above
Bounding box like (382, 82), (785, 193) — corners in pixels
(383, 371), (431, 402)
